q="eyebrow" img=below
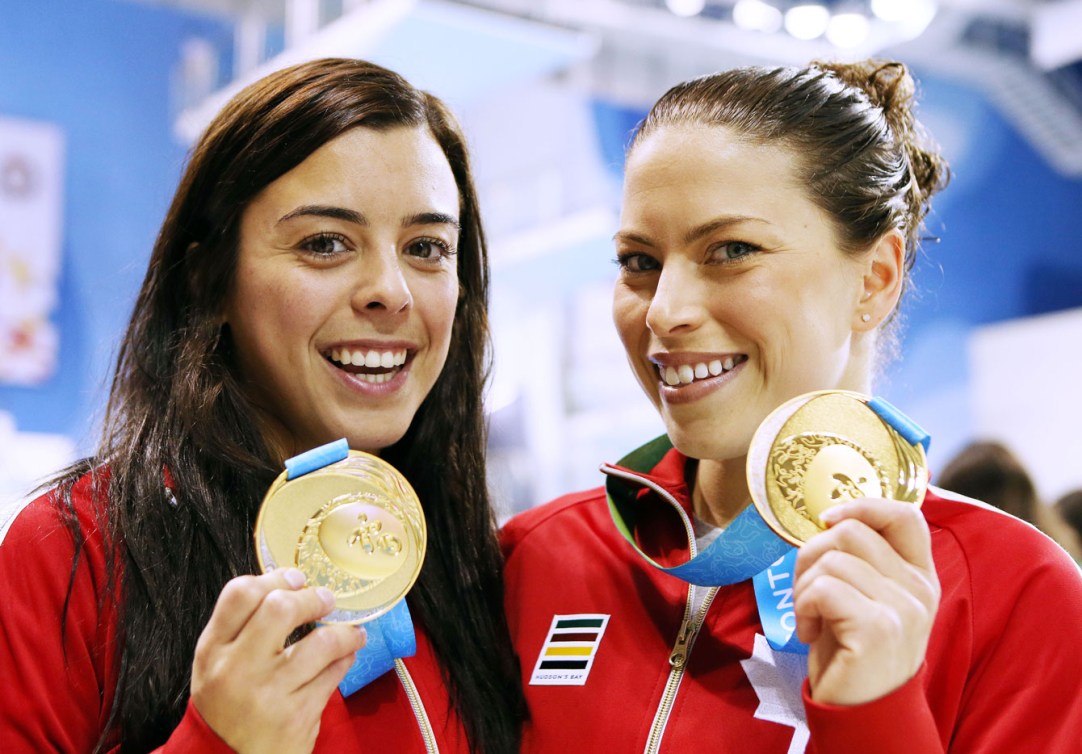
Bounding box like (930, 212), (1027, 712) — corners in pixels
(613, 215), (769, 247)
(278, 205), (365, 225)
(277, 205), (460, 231)
(403, 212), (461, 231)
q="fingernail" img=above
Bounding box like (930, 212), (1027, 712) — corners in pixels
(282, 568), (307, 589)
(357, 626), (368, 646)
(317, 587), (336, 610)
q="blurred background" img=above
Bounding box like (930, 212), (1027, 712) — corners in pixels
(2, 0), (1081, 524)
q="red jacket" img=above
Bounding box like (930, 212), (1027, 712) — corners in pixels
(502, 443), (1082, 753)
(0, 473), (468, 753)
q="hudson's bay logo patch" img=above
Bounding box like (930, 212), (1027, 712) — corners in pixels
(529, 613), (610, 686)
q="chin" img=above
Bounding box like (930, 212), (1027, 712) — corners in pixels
(349, 428), (410, 455)
(665, 420), (754, 463)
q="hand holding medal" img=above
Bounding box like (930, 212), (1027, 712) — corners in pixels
(746, 391), (941, 706)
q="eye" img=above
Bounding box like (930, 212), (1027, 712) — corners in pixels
(405, 237), (454, 262)
(709, 241), (760, 263)
(299, 232), (350, 257)
(614, 252), (660, 273)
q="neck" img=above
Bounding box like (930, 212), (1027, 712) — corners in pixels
(691, 457), (752, 529)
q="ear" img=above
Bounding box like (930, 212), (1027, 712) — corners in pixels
(856, 229), (904, 331)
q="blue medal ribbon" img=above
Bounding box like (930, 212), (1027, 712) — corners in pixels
(337, 598), (417, 696)
(751, 550), (808, 654)
(605, 436), (804, 653)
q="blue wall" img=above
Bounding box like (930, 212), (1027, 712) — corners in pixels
(0, 0), (229, 450)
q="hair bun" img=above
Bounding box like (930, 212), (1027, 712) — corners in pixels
(815, 59), (950, 237)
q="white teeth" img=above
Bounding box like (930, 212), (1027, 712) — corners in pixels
(327, 348), (408, 370)
(658, 356), (742, 387)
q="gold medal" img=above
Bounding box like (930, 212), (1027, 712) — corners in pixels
(747, 390), (927, 546)
(254, 450), (426, 624)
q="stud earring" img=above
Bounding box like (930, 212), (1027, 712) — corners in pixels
(861, 313), (872, 323)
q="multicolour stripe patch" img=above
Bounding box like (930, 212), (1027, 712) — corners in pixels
(529, 614), (610, 686)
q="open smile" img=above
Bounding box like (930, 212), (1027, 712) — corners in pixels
(324, 347), (411, 385)
(656, 355), (748, 387)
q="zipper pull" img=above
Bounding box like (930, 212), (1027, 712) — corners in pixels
(669, 617), (693, 669)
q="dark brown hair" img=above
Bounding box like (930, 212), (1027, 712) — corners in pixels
(631, 59), (951, 356)
(56, 58), (524, 753)
(1054, 490), (1082, 542)
(936, 440), (1038, 524)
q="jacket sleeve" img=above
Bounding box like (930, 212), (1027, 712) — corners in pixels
(0, 491), (236, 754)
(943, 546), (1082, 753)
(803, 530), (1082, 753)
(0, 492), (117, 753)
(803, 667), (943, 754)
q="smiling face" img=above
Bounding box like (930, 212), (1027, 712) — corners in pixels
(613, 124), (878, 463)
(223, 125), (461, 458)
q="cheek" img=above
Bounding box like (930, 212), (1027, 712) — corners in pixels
(229, 272), (322, 357)
(611, 289), (645, 349)
(421, 278), (461, 344)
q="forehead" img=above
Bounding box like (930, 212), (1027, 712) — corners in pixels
(623, 124), (813, 217)
(624, 124), (804, 200)
(249, 125), (459, 217)
(620, 123), (836, 243)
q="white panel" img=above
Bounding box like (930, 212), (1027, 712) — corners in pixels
(970, 308), (1082, 501)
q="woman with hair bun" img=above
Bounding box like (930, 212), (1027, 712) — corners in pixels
(503, 59), (1082, 752)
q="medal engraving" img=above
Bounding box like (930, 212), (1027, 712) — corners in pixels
(254, 450), (426, 623)
(749, 390), (928, 546)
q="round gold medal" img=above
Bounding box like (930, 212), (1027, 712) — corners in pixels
(254, 451), (426, 624)
(747, 390), (928, 546)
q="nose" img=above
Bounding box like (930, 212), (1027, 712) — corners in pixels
(644, 261), (705, 336)
(352, 248), (412, 315)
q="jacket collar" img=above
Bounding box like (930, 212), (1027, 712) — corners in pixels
(601, 435), (697, 568)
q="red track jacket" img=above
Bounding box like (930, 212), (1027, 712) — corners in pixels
(502, 441), (1082, 753)
(0, 472), (467, 753)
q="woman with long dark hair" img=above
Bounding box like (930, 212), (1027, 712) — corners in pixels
(1, 58), (524, 753)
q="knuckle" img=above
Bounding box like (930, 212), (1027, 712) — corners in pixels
(220, 574), (260, 606)
(261, 588), (297, 622)
(818, 548), (848, 574)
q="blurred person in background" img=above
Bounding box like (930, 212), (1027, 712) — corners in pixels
(935, 440), (1038, 524)
(1053, 489), (1082, 564)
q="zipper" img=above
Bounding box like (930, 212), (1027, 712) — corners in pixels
(643, 585), (719, 754)
(395, 658), (440, 754)
(599, 462), (720, 754)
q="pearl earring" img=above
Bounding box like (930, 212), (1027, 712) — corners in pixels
(861, 313), (871, 323)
